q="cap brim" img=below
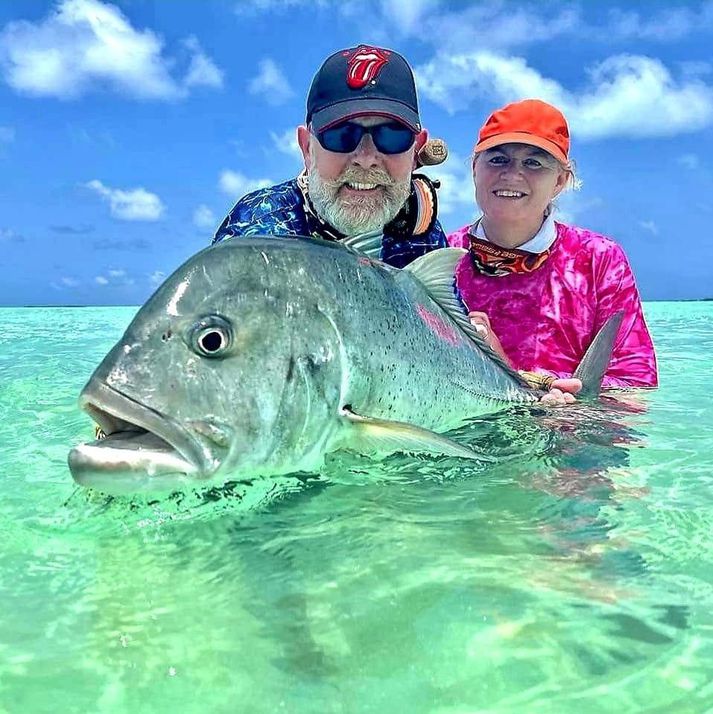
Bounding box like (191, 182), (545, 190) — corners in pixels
(311, 99), (421, 133)
(475, 132), (568, 166)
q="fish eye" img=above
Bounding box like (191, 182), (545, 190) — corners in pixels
(188, 315), (233, 358)
(199, 330), (225, 353)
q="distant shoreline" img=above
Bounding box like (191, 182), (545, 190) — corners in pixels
(0, 304), (138, 309)
(2, 298), (713, 308)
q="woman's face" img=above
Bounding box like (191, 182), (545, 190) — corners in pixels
(473, 143), (568, 228)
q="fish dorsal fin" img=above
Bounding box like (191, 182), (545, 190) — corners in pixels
(341, 230), (384, 261)
(402, 248), (528, 384)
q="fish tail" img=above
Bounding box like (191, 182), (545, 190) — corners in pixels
(573, 310), (625, 398)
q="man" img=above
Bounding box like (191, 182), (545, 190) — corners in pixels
(212, 45), (447, 266)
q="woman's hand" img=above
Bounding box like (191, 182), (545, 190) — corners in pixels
(468, 311), (511, 364)
(539, 379), (581, 405)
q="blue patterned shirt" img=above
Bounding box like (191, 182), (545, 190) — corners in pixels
(212, 178), (447, 268)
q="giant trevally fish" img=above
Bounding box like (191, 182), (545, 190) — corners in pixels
(68, 234), (621, 495)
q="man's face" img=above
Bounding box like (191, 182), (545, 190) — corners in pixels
(297, 116), (427, 236)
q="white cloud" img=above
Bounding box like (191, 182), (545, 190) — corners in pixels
(417, 51), (713, 140)
(183, 36), (223, 89)
(680, 61), (713, 80)
(94, 268), (134, 286)
(369, 2), (709, 50)
(0, 125), (14, 142)
(218, 170), (273, 197)
(193, 204), (217, 231)
(248, 58), (293, 105)
(235, 0), (329, 15)
(555, 195), (604, 225)
(430, 4), (579, 51)
(604, 4), (713, 42)
(85, 179), (165, 221)
(61, 276), (79, 287)
(234, 0), (711, 50)
(417, 51), (565, 115)
(0, 0), (223, 100)
(377, 0), (440, 35)
(0, 227), (23, 242)
(678, 154), (700, 170)
(233, 0), (434, 40)
(338, 2), (581, 51)
(573, 55), (713, 139)
(639, 220), (659, 236)
(269, 128), (302, 161)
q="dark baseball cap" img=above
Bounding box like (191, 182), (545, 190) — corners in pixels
(306, 45), (421, 134)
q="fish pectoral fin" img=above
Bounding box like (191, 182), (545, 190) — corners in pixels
(573, 310), (625, 398)
(340, 407), (490, 461)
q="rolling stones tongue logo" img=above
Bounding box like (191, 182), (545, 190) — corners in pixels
(345, 46), (390, 89)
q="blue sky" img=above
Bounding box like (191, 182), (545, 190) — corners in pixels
(1, 0), (712, 305)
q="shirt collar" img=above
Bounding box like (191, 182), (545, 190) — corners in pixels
(474, 207), (557, 254)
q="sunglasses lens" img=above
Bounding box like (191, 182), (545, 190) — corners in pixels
(317, 122), (415, 154)
(318, 123), (363, 153)
(372, 124), (415, 154)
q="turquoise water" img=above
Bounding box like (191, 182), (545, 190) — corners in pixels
(1, 302), (712, 713)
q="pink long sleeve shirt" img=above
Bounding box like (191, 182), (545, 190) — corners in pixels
(448, 222), (658, 388)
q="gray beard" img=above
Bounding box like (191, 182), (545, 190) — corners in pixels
(307, 166), (411, 237)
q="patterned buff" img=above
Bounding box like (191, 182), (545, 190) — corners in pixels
(297, 171), (438, 242)
(468, 227), (550, 277)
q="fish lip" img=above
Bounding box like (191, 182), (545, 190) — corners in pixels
(78, 378), (210, 474)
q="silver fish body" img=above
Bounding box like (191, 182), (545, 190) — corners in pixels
(68, 236), (558, 494)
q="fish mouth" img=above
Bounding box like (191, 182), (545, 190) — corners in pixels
(68, 379), (211, 494)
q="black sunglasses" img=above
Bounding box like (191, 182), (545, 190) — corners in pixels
(316, 121), (416, 155)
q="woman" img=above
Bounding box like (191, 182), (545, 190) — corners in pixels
(449, 99), (657, 389)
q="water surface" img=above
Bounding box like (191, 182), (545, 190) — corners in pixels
(0, 303), (711, 713)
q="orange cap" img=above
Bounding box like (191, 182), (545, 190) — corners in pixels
(474, 99), (570, 166)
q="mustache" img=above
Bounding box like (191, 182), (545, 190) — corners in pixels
(327, 167), (396, 189)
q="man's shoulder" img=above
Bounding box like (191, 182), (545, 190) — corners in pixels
(214, 178), (306, 241)
(380, 219), (447, 268)
(409, 218), (447, 247)
(229, 178), (302, 220)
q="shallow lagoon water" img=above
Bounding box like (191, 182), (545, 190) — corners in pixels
(0, 302), (712, 713)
